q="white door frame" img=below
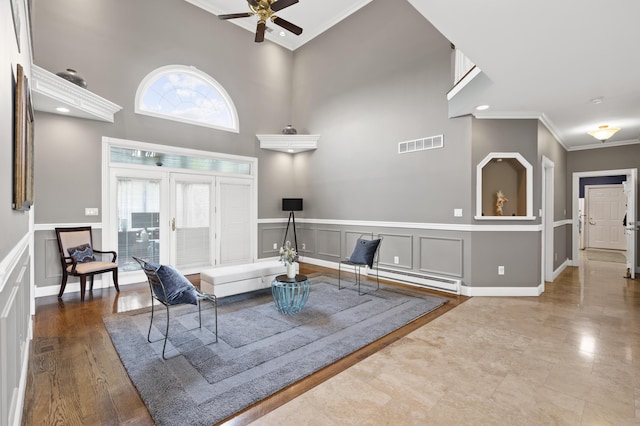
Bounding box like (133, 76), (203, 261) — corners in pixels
(101, 137), (258, 284)
(572, 168), (637, 272)
(623, 179), (637, 278)
(541, 156), (554, 283)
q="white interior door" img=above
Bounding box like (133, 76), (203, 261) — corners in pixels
(217, 177), (253, 265)
(623, 176), (637, 278)
(586, 185), (626, 250)
(170, 174), (216, 271)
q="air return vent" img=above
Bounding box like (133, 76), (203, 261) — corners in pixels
(398, 134), (443, 154)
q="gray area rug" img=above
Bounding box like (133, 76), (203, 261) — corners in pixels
(103, 275), (448, 425)
(586, 249), (626, 263)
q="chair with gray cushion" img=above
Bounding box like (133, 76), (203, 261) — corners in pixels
(55, 226), (119, 302)
(133, 256), (218, 359)
(338, 234), (383, 295)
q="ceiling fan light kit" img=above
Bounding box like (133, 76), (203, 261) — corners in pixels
(218, 0), (303, 43)
(587, 125), (620, 142)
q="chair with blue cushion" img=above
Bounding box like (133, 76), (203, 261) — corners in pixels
(338, 234), (383, 295)
(132, 256), (218, 359)
(55, 226), (120, 302)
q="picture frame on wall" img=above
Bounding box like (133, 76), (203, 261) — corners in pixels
(10, 0), (22, 52)
(13, 64), (34, 211)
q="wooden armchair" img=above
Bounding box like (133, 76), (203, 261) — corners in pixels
(55, 226), (119, 302)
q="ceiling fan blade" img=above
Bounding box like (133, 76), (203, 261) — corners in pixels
(247, 0), (259, 7)
(218, 12), (253, 20)
(270, 0), (298, 12)
(255, 21), (266, 42)
(272, 16), (303, 35)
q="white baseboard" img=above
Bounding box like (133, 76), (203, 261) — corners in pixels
(553, 258), (571, 280)
(35, 274), (142, 298)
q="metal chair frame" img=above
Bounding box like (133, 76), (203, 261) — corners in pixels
(338, 234), (383, 295)
(133, 256), (218, 359)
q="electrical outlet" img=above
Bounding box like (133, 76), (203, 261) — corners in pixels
(554, 253), (558, 261)
(498, 265), (505, 275)
(394, 256), (399, 264)
(85, 207), (99, 216)
(454, 208), (463, 217)
(273, 243), (278, 250)
(302, 243), (306, 250)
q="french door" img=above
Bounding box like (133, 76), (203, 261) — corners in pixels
(170, 174), (216, 270)
(108, 169), (254, 276)
(103, 138), (257, 280)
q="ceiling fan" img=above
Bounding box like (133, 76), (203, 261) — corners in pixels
(218, 0), (303, 43)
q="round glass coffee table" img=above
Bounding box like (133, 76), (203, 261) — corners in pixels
(271, 274), (310, 314)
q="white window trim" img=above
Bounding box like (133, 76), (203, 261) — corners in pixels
(134, 64), (239, 133)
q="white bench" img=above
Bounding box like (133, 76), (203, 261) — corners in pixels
(200, 260), (297, 298)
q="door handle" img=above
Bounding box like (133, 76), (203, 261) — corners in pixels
(171, 217), (176, 231)
(589, 219), (596, 225)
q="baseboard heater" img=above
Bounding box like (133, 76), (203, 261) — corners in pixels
(375, 267), (461, 295)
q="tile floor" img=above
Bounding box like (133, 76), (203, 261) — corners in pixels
(255, 253), (640, 425)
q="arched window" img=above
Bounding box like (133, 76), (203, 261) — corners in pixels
(135, 65), (239, 133)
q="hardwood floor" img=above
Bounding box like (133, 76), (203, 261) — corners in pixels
(21, 264), (467, 425)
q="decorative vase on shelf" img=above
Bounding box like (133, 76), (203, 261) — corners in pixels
(56, 68), (87, 88)
(282, 124), (297, 135)
(286, 263), (296, 279)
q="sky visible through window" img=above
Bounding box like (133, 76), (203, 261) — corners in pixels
(139, 70), (236, 130)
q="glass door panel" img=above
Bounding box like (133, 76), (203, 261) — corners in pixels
(116, 177), (161, 271)
(171, 174), (215, 270)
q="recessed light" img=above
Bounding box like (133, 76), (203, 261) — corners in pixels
(279, 31), (286, 37)
(475, 104), (490, 111)
(56, 107), (70, 113)
(590, 97), (603, 105)
(287, 149), (294, 153)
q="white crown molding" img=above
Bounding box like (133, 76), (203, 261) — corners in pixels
(31, 65), (122, 122)
(257, 134), (320, 154)
(566, 138), (640, 151)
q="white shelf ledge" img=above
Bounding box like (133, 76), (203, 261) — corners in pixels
(474, 216), (537, 221)
(257, 134), (320, 154)
(31, 65), (122, 123)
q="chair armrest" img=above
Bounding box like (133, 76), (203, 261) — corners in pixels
(94, 249), (118, 263)
(62, 255), (79, 273)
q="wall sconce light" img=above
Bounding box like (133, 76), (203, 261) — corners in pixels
(587, 125), (620, 142)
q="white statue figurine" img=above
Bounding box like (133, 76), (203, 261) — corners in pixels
(496, 190), (509, 216)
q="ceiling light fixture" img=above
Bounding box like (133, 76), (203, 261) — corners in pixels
(475, 104), (490, 111)
(56, 107), (70, 113)
(587, 125), (620, 142)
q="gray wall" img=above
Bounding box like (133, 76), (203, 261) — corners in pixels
(290, 0), (472, 224)
(470, 118), (542, 287)
(1, 0), (33, 423)
(1, 2), (31, 259)
(32, 0), (295, 223)
(31, 0), (576, 293)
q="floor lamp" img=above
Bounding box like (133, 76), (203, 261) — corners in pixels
(282, 198), (303, 252)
